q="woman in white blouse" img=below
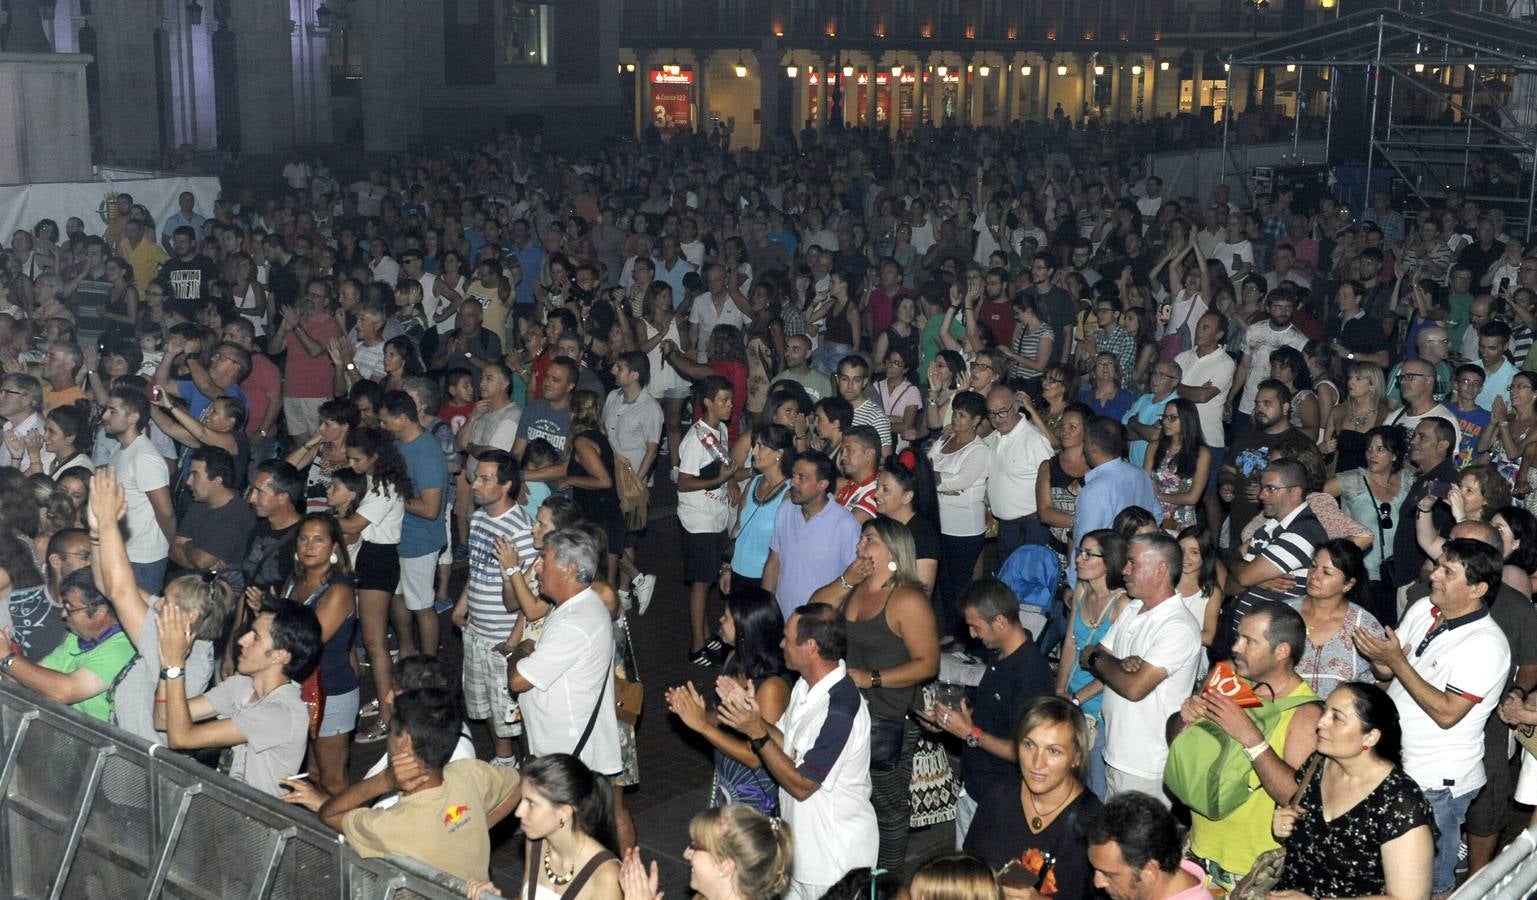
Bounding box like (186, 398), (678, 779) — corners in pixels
(926, 390), (991, 646)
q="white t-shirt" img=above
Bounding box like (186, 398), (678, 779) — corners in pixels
(1390, 597), (1511, 797)
(1100, 596), (1203, 780)
(516, 588), (622, 776)
(1175, 346), (1237, 448)
(357, 480), (405, 545)
(1383, 404), (1463, 456)
(113, 433), (171, 563)
(1214, 239), (1254, 277)
(677, 420), (731, 534)
(1238, 321), (1308, 413)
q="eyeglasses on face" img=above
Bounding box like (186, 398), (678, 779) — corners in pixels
(1077, 549), (1105, 559)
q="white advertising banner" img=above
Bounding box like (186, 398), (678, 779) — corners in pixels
(0, 168), (222, 241)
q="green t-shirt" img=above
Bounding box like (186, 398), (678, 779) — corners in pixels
(39, 630), (136, 722)
(921, 315), (967, 371)
(1447, 292), (1475, 348)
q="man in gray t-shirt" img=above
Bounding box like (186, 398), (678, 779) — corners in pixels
(155, 601), (320, 797)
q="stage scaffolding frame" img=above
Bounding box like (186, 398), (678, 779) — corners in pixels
(1219, 7), (1537, 236)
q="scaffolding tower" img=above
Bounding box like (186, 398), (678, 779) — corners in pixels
(1222, 6), (1537, 235)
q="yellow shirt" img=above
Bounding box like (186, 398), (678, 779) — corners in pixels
(117, 237), (169, 294)
(1188, 679), (1319, 877)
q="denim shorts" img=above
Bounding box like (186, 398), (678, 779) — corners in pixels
(318, 687), (360, 738)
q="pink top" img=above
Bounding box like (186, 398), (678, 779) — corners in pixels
(1167, 859), (1217, 898)
(241, 354), (282, 434)
(283, 314), (342, 398)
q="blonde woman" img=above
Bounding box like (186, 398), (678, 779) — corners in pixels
(619, 805), (793, 900)
(1322, 362), (1391, 473)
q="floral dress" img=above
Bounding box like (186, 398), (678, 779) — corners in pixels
(1152, 454), (1196, 530)
(1277, 760), (1432, 898)
(1285, 599), (1388, 700)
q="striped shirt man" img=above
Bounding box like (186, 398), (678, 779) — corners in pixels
(464, 504), (536, 642)
(1218, 503), (1327, 657)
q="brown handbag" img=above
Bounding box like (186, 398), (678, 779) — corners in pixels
(614, 673), (644, 724)
(615, 457), (649, 530)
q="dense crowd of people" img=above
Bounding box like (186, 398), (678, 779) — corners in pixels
(3, 118), (1537, 899)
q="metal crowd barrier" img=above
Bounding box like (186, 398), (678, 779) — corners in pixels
(0, 680), (471, 899)
(1452, 825), (1537, 900)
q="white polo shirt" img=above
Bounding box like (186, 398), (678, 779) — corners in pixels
(1390, 597), (1510, 797)
(1100, 595), (1203, 780)
(516, 588), (622, 776)
(777, 662), (879, 891)
(986, 418), (1054, 520)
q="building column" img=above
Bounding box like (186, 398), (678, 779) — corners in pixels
(635, 51), (652, 140)
(1042, 55), (1054, 121)
(1146, 58), (1158, 120)
(956, 54), (971, 125)
(755, 48), (780, 147)
(695, 51), (710, 131)
(354, 0), (421, 153)
(819, 54), (834, 128)
(930, 60), (944, 125)
(1078, 55), (1091, 123)
(160, 0), (219, 149)
(290, 0), (333, 145)
(1002, 55), (1016, 124)
(866, 55), (881, 128)
(89, 0), (161, 162)
(226, 0), (297, 154)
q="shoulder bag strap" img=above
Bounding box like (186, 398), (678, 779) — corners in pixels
(1288, 754), (1325, 807)
(526, 838), (544, 900)
(563, 850), (619, 899)
(571, 672), (609, 760)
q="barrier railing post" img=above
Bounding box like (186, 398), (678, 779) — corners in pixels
(45, 745), (110, 900)
(145, 784), (197, 898)
(0, 706), (37, 899)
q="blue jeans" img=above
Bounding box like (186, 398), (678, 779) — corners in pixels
(1424, 786), (1474, 895)
(130, 558), (167, 594)
(811, 342), (853, 376)
(1085, 715), (1109, 799)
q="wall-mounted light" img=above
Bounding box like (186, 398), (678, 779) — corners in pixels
(786, 65), (799, 78)
(186, 0), (203, 25)
(734, 58), (748, 78)
(1223, 62), (1231, 72)
(1132, 64), (1143, 75)
(843, 64), (854, 77)
(1468, 63), (1477, 70)
(316, 2), (331, 29)
(937, 65), (948, 77)
(978, 65), (991, 76)
(891, 65), (902, 77)
(1160, 60), (1170, 71)
(1094, 64), (1105, 75)
(1021, 65), (1032, 75)
(1057, 64), (1068, 76)
(1414, 62), (1425, 73)
(665, 62), (681, 75)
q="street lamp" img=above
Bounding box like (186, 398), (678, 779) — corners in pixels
(186, 0), (203, 25)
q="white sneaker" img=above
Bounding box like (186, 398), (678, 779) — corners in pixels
(490, 756), (520, 771)
(632, 573), (656, 616)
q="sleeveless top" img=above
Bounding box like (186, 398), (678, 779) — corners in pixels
(823, 301), (854, 345)
(234, 283), (265, 335)
(712, 672), (784, 815)
(882, 324), (920, 368)
(1066, 591), (1123, 719)
(1047, 455), (1082, 553)
(569, 429), (624, 531)
(524, 839), (618, 900)
(842, 584), (917, 719)
(1190, 680), (1320, 875)
(1289, 388), (1319, 439)
(289, 574), (358, 695)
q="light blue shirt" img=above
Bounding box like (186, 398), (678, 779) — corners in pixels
(768, 496), (860, 620)
(1477, 359), (1517, 411)
(654, 256), (697, 309)
(1069, 458), (1162, 587)
(1122, 391), (1175, 468)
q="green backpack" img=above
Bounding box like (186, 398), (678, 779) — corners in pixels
(1162, 694), (1321, 820)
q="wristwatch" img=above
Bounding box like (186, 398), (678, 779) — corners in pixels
(749, 734), (771, 754)
(160, 665), (185, 680)
(503, 564), (522, 577)
(0, 655), (15, 673)
(870, 669), (883, 688)
(464, 351), (473, 359)
(966, 726), (982, 748)
(345, 362), (357, 372)
(1347, 352), (1356, 361)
